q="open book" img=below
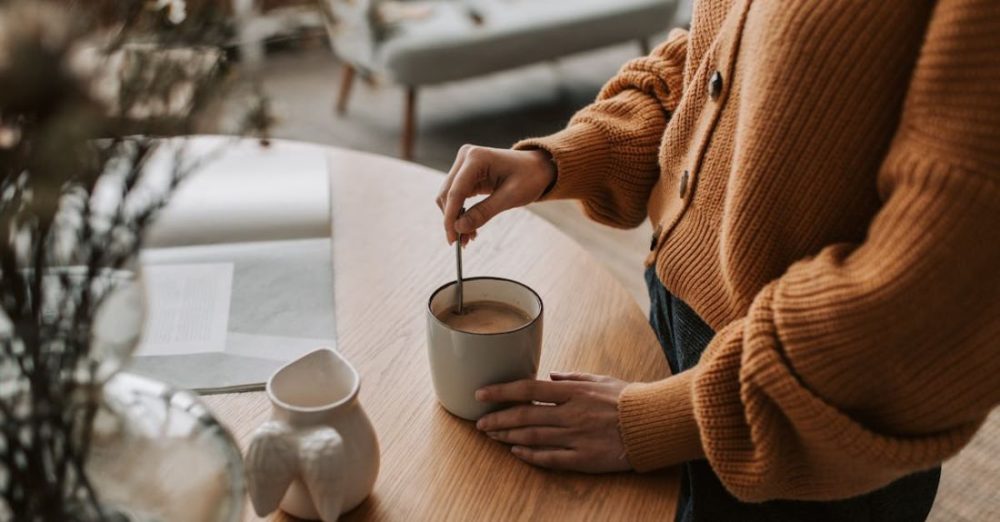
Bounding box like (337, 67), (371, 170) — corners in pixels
(130, 238), (336, 394)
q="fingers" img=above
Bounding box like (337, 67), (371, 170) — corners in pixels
(510, 446), (577, 471)
(459, 229), (477, 247)
(477, 375), (633, 474)
(477, 404), (566, 431)
(438, 145), (472, 243)
(476, 379), (573, 404)
(456, 195), (506, 235)
(549, 371), (605, 382)
(486, 426), (573, 448)
(437, 144), (471, 212)
(442, 157), (484, 245)
(442, 146), (512, 243)
(439, 145), (550, 243)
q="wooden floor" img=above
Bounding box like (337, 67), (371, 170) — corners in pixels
(226, 44), (997, 521)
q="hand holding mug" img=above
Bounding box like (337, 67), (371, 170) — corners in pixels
(475, 372), (633, 474)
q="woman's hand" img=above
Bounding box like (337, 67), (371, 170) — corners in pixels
(475, 371), (632, 473)
(437, 145), (556, 245)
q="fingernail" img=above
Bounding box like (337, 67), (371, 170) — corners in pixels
(486, 431), (498, 440)
(475, 389), (487, 401)
(511, 446), (524, 455)
(475, 419), (486, 430)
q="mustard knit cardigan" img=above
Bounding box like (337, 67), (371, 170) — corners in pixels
(515, 0), (1000, 501)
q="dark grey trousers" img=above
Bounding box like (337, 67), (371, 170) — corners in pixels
(644, 267), (940, 522)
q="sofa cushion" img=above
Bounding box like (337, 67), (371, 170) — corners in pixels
(377, 0), (677, 85)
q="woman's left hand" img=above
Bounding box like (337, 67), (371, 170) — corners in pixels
(475, 371), (633, 473)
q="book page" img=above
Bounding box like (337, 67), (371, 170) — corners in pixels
(137, 263), (233, 356)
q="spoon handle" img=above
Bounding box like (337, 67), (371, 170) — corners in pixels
(456, 209), (465, 314)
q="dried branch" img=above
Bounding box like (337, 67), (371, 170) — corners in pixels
(0, 0), (273, 519)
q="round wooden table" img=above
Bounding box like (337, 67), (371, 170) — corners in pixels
(203, 146), (680, 521)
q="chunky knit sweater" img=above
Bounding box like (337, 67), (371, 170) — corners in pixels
(514, 0), (1000, 502)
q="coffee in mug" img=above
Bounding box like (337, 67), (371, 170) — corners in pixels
(426, 277), (543, 420)
(436, 300), (533, 334)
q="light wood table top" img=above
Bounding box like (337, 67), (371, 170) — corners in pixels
(203, 146), (679, 521)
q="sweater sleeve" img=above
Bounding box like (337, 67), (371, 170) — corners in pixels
(618, 0), (1000, 501)
(512, 29), (688, 228)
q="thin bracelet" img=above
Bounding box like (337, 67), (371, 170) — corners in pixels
(538, 149), (559, 196)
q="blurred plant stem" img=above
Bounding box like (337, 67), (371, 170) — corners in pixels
(0, 1), (272, 519)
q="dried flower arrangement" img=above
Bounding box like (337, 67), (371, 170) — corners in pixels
(0, 0), (272, 519)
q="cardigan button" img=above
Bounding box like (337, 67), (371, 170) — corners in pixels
(679, 170), (690, 198)
(709, 71), (723, 100)
(650, 224), (663, 251)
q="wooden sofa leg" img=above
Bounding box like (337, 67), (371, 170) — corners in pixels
(638, 38), (651, 56)
(336, 64), (356, 115)
(402, 87), (418, 161)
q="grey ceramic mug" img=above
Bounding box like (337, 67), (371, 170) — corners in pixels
(426, 277), (543, 420)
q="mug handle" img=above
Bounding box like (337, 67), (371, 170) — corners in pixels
(299, 426), (347, 522)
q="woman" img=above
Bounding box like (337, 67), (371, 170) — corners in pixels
(436, 1), (999, 520)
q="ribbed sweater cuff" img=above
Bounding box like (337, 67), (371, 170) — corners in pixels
(513, 122), (611, 201)
(619, 370), (704, 472)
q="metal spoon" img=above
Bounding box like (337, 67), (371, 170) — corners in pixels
(455, 208), (465, 314)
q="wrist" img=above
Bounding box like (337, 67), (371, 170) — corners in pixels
(525, 149), (558, 198)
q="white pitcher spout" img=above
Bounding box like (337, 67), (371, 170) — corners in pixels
(267, 348), (359, 414)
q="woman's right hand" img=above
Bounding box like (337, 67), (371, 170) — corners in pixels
(437, 145), (556, 245)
